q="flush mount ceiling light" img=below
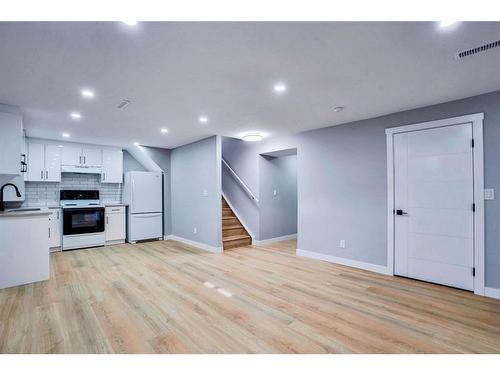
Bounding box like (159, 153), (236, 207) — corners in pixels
(242, 133), (263, 142)
(123, 21), (138, 26)
(439, 21), (458, 28)
(160, 128), (168, 134)
(62, 133), (70, 138)
(70, 112), (81, 119)
(133, 141), (139, 146)
(273, 82), (287, 93)
(199, 116), (209, 124)
(81, 89), (94, 98)
(333, 106), (345, 112)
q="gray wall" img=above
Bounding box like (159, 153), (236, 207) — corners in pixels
(171, 136), (222, 248)
(259, 154), (297, 240)
(123, 150), (147, 172)
(222, 89), (500, 289)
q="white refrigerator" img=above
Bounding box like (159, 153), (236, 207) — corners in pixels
(123, 171), (163, 243)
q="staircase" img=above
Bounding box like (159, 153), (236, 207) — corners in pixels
(222, 197), (252, 250)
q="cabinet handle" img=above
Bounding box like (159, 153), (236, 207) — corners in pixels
(45, 171), (48, 180)
(41, 170), (44, 180)
(83, 156), (86, 164)
(57, 211), (59, 220)
(103, 173), (105, 181)
(106, 216), (109, 225)
(79, 156), (82, 164)
(48, 227), (51, 238)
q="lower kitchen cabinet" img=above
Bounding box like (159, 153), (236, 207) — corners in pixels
(105, 206), (126, 244)
(48, 208), (62, 250)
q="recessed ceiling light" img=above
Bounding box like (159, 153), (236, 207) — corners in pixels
(439, 21), (458, 28)
(333, 106), (345, 112)
(81, 89), (94, 98)
(70, 112), (81, 119)
(242, 133), (263, 142)
(199, 116), (209, 124)
(123, 21), (138, 26)
(133, 142), (139, 146)
(160, 128), (168, 134)
(62, 133), (70, 138)
(273, 83), (287, 93)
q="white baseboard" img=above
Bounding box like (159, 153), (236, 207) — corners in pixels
(485, 287), (500, 300)
(253, 233), (297, 246)
(296, 248), (391, 275)
(164, 235), (223, 254)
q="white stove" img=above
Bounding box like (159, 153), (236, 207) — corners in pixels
(60, 190), (106, 251)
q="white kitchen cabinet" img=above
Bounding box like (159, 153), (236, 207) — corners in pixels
(62, 146), (102, 167)
(26, 142), (61, 182)
(102, 149), (123, 183)
(27, 142), (46, 181)
(48, 208), (62, 250)
(105, 206), (126, 244)
(0, 111), (23, 176)
(44, 145), (62, 182)
(82, 148), (102, 167)
(61, 145), (82, 166)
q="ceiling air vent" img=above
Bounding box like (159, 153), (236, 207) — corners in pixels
(117, 99), (131, 109)
(454, 39), (500, 60)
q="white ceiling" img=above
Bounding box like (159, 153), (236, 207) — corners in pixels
(0, 22), (499, 148)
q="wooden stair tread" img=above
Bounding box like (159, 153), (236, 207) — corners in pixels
(222, 216), (237, 220)
(223, 234), (251, 242)
(222, 225), (244, 230)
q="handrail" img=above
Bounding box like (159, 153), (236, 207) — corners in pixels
(222, 158), (259, 203)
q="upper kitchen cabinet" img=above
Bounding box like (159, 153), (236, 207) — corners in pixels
(61, 145), (102, 170)
(26, 142), (61, 182)
(0, 111), (23, 176)
(102, 149), (123, 183)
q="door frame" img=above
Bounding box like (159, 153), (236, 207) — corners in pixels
(385, 113), (485, 296)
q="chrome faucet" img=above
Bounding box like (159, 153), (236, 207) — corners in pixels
(0, 183), (21, 211)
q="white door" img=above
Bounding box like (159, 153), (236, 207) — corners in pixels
(48, 209), (61, 248)
(44, 145), (62, 182)
(102, 150), (123, 183)
(61, 145), (82, 165)
(130, 172), (163, 213)
(82, 148), (102, 167)
(27, 142), (45, 181)
(105, 210), (126, 242)
(394, 123), (474, 290)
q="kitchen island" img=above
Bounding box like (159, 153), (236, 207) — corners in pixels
(0, 208), (51, 289)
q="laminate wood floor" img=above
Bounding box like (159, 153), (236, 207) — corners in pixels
(1, 239), (500, 353)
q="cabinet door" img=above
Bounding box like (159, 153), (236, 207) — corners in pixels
(0, 112), (22, 175)
(61, 145), (82, 166)
(105, 210), (126, 242)
(48, 209), (62, 248)
(27, 142), (45, 181)
(44, 145), (62, 182)
(82, 148), (102, 167)
(102, 150), (123, 183)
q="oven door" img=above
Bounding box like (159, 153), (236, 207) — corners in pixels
(63, 207), (105, 235)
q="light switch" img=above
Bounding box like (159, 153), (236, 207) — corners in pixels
(339, 240), (346, 248)
(484, 188), (495, 200)
(202, 189), (208, 197)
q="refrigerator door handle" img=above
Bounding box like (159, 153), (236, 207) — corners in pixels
(133, 213), (162, 218)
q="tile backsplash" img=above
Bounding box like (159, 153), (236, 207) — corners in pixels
(22, 173), (122, 207)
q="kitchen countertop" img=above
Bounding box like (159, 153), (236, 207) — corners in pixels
(104, 203), (128, 206)
(0, 207), (52, 218)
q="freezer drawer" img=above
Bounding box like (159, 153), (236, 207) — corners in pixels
(127, 212), (163, 242)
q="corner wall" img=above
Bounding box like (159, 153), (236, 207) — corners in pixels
(171, 136), (222, 249)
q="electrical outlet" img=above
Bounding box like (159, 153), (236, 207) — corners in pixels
(273, 189), (278, 197)
(202, 189), (208, 197)
(193, 227), (197, 234)
(339, 240), (346, 249)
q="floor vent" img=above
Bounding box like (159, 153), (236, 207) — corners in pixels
(455, 39), (500, 60)
(117, 99), (131, 109)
